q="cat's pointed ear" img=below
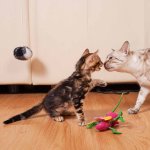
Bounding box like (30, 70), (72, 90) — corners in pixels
(119, 41), (130, 54)
(94, 49), (99, 54)
(82, 49), (89, 56)
(90, 50), (99, 61)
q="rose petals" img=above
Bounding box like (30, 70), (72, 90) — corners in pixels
(95, 122), (110, 131)
(106, 112), (118, 118)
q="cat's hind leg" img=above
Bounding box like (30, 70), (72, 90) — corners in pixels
(61, 110), (76, 116)
(53, 116), (64, 122)
(50, 110), (75, 121)
(46, 108), (65, 122)
(128, 87), (150, 114)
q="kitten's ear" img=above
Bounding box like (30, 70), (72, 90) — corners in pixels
(82, 49), (89, 56)
(90, 50), (99, 61)
(119, 41), (130, 54)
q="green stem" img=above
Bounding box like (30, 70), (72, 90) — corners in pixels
(113, 111), (123, 121)
(86, 121), (98, 129)
(112, 93), (124, 112)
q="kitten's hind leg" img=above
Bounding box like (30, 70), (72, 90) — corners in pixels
(51, 111), (75, 121)
(53, 116), (64, 122)
(47, 109), (64, 122)
(128, 87), (150, 114)
(61, 111), (76, 116)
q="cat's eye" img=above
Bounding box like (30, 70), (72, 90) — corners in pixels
(109, 57), (113, 60)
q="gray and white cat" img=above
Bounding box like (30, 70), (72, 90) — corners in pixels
(104, 41), (150, 114)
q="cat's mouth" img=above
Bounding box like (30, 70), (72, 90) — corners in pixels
(105, 66), (114, 71)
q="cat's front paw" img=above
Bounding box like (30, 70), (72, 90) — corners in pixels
(98, 80), (107, 87)
(78, 121), (86, 126)
(93, 79), (107, 87)
(128, 108), (139, 114)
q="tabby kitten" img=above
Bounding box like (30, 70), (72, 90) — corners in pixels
(104, 41), (150, 114)
(4, 49), (106, 126)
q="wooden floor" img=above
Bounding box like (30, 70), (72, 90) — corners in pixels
(1, 92), (150, 150)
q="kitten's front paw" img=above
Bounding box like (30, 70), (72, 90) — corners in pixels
(128, 108), (139, 114)
(93, 79), (107, 87)
(99, 81), (107, 87)
(53, 116), (64, 122)
(78, 121), (86, 126)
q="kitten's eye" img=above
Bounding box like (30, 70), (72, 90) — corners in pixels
(109, 57), (113, 60)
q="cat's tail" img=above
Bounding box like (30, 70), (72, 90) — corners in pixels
(3, 102), (43, 124)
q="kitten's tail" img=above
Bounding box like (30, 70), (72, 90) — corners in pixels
(3, 102), (43, 124)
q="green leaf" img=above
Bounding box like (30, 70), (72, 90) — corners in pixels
(119, 116), (125, 122)
(118, 111), (123, 116)
(113, 111), (123, 121)
(86, 122), (97, 129)
(109, 127), (122, 134)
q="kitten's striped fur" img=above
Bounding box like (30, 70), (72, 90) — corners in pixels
(4, 49), (106, 126)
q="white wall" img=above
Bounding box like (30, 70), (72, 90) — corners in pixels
(145, 0), (150, 48)
(30, 0), (145, 84)
(0, 0), (31, 84)
(30, 0), (88, 84)
(0, 0), (149, 84)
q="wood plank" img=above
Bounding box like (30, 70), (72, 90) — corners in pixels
(0, 92), (150, 150)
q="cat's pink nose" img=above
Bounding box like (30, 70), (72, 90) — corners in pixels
(104, 62), (108, 69)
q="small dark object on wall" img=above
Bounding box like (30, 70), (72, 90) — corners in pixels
(13, 46), (33, 60)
